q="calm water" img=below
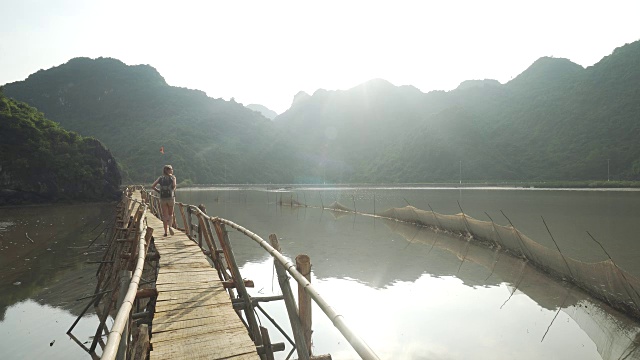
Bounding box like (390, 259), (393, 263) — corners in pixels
(0, 202), (114, 359)
(1, 187), (639, 359)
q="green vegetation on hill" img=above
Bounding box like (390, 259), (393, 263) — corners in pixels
(3, 40), (640, 185)
(0, 90), (120, 204)
(4, 57), (300, 184)
(276, 41), (640, 183)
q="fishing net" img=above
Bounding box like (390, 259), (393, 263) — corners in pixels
(386, 218), (640, 360)
(304, 195), (640, 319)
(377, 205), (640, 319)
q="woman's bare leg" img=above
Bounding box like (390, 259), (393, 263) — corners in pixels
(162, 202), (170, 235)
(167, 204), (175, 235)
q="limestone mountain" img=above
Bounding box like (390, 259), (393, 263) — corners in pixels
(0, 91), (120, 205)
(455, 79), (502, 91)
(245, 104), (278, 120)
(4, 40), (640, 185)
(276, 40), (640, 182)
(3, 57), (301, 184)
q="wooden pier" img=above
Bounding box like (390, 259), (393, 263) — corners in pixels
(68, 186), (379, 360)
(139, 190), (259, 359)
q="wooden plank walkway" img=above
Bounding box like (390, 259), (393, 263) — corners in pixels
(133, 192), (260, 360)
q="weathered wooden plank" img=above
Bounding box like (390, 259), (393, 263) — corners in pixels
(158, 258), (211, 266)
(154, 243), (199, 249)
(155, 287), (226, 300)
(152, 322), (247, 343)
(153, 302), (233, 319)
(155, 275), (217, 285)
(135, 191), (259, 360)
(154, 249), (203, 256)
(154, 297), (231, 314)
(156, 292), (229, 311)
(158, 262), (212, 269)
(154, 242), (199, 249)
(150, 330), (257, 360)
(156, 282), (222, 292)
(152, 313), (236, 333)
(156, 267), (214, 275)
(158, 260), (212, 268)
(224, 352), (263, 360)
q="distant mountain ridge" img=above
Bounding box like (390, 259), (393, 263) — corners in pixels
(274, 40), (640, 182)
(4, 40), (640, 184)
(3, 57), (301, 184)
(245, 104), (277, 120)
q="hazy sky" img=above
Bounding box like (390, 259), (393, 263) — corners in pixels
(1, 0), (639, 114)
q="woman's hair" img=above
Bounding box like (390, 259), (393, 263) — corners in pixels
(163, 165), (173, 176)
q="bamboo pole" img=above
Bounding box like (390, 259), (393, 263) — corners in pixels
(102, 208), (150, 360)
(186, 206), (193, 240)
(217, 222), (264, 353)
(178, 202), (188, 232)
(214, 221), (379, 360)
(297, 254), (313, 356)
(197, 214), (226, 280)
(160, 193), (380, 360)
(500, 210), (531, 260)
(269, 235), (310, 360)
(116, 270), (132, 360)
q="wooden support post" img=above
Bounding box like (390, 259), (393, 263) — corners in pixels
(297, 254), (312, 356)
(171, 203), (178, 229)
(260, 326), (275, 360)
(178, 203), (188, 232)
(132, 324), (149, 360)
(135, 288), (158, 299)
(218, 223), (265, 356)
(268, 234), (310, 360)
(199, 214), (227, 281)
(186, 206), (193, 239)
(197, 220), (203, 248)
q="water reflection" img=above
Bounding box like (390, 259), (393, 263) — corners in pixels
(0, 300), (101, 360)
(177, 188), (640, 359)
(0, 202), (114, 359)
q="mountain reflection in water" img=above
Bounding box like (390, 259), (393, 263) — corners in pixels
(0, 202), (114, 359)
(178, 187), (640, 360)
(2, 187), (639, 360)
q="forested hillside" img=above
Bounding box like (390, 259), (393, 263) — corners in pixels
(275, 40), (640, 182)
(3, 58), (301, 184)
(0, 91), (120, 204)
(4, 40), (639, 184)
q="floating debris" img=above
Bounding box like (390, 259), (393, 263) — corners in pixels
(50, 340), (55, 346)
(13, 281), (21, 285)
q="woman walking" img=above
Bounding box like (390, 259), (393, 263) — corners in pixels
(151, 165), (177, 236)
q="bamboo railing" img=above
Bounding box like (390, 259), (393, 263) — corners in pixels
(143, 187), (380, 360)
(68, 186), (155, 360)
(71, 186), (378, 359)
(101, 195), (150, 359)
(216, 217), (380, 360)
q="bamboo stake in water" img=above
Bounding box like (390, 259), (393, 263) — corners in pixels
(269, 234), (310, 360)
(541, 216), (574, 279)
